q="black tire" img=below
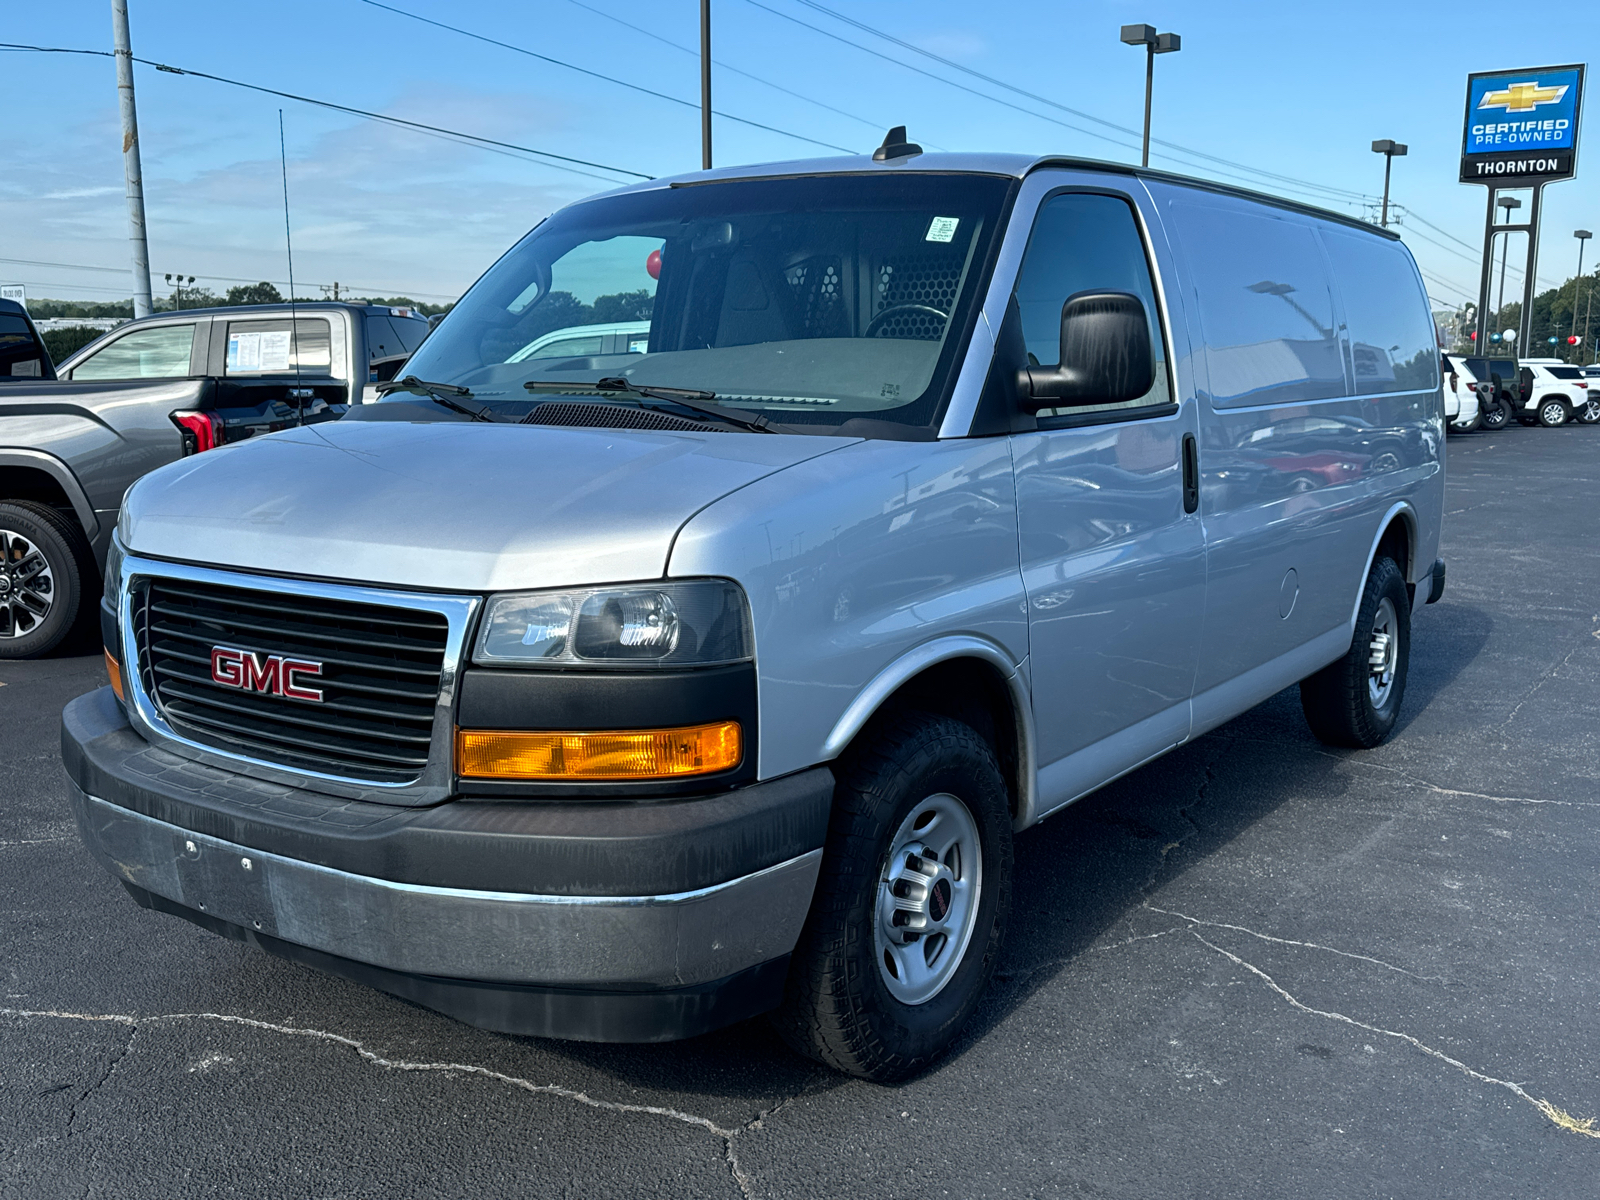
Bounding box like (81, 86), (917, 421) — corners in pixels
(0, 500), (92, 659)
(1578, 399), (1600, 425)
(1300, 555), (1410, 749)
(1480, 398), (1511, 430)
(773, 711), (1013, 1083)
(1537, 398), (1570, 428)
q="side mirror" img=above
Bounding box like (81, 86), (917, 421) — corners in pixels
(1018, 290), (1154, 411)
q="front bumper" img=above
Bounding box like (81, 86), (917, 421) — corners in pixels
(64, 688), (832, 1041)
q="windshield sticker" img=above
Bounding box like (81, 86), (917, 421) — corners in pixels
(227, 330), (293, 372)
(925, 216), (960, 243)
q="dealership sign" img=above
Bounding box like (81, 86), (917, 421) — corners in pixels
(1460, 64), (1584, 184)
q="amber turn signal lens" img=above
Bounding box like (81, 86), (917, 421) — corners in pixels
(104, 650), (125, 702)
(456, 722), (741, 780)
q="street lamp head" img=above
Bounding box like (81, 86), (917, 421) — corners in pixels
(1371, 140), (1408, 156)
(1154, 32), (1180, 53)
(1577, 230), (1594, 241)
(1120, 23), (1157, 45)
(1498, 196), (1522, 211)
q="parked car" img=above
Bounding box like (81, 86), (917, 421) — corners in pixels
(66, 140), (1447, 1082)
(0, 302), (412, 656)
(1440, 353), (1483, 432)
(1514, 358), (1596, 426)
(1460, 354), (1520, 429)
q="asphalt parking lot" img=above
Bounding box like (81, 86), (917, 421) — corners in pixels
(3, 420), (1598, 1199)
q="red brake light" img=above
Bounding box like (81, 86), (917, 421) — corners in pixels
(171, 411), (222, 454)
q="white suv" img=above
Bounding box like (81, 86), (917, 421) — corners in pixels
(1518, 358), (1597, 426)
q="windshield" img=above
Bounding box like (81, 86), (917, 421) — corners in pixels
(401, 173), (1013, 431)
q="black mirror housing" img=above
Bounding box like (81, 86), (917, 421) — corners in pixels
(1018, 290), (1155, 411)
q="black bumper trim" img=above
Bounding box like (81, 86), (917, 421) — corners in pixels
(124, 881), (790, 1042)
(63, 687), (833, 897)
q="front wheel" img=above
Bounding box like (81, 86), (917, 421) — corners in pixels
(1575, 398), (1600, 425)
(1538, 399), (1570, 428)
(0, 501), (91, 659)
(773, 711), (1012, 1082)
(1300, 555), (1410, 748)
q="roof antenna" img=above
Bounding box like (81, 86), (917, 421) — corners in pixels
(278, 109), (305, 426)
(873, 126), (923, 162)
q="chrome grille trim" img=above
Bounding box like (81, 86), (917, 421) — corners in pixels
(116, 551), (479, 805)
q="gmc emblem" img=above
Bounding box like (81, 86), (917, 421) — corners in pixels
(210, 645), (324, 702)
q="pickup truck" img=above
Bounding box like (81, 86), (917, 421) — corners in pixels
(0, 301), (429, 656)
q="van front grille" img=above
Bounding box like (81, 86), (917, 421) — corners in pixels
(131, 576), (449, 783)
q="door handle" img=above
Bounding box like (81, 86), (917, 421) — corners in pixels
(1182, 433), (1199, 515)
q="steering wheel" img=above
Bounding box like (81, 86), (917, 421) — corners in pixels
(865, 303), (949, 338)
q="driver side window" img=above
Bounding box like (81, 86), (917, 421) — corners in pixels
(70, 324), (197, 380)
(1014, 193), (1169, 418)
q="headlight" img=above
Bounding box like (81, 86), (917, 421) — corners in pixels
(474, 580), (753, 668)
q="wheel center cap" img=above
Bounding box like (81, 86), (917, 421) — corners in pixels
(929, 877), (952, 923)
(0, 575), (11, 594)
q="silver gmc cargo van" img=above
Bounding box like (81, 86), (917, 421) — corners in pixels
(64, 138), (1446, 1082)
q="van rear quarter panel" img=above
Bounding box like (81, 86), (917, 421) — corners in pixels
(667, 437), (1027, 782)
(1148, 181), (1443, 695)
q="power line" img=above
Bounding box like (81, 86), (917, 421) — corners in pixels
(753, 0), (1376, 208)
(0, 42), (651, 184)
(793, 0), (1377, 205)
(562, 0), (898, 139)
(352, 0), (856, 156)
(0, 256), (458, 300)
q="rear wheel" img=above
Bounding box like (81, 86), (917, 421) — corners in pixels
(0, 501), (91, 659)
(1300, 555), (1410, 749)
(1575, 398), (1600, 425)
(1538, 399), (1570, 428)
(1480, 398), (1511, 430)
(773, 711), (1012, 1082)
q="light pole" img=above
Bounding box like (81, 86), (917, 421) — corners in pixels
(1120, 24), (1181, 169)
(1495, 196), (1521, 335)
(164, 273), (195, 310)
(1572, 230), (1592, 362)
(1371, 140), (1407, 228)
(699, 0), (712, 170)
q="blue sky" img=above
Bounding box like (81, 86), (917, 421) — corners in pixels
(1, 1), (1594, 315)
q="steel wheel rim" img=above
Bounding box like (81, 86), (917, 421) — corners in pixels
(0, 528), (55, 639)
(873, 792), (983, 1006)
(1366, 596), (1398, 709)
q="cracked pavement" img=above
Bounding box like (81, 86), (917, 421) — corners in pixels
(3, 422), (1599, 1197)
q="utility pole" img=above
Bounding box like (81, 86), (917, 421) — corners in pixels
(1120, 25), (1181, 168)
(112, 0), (153, 319)
(1572, 231), (1591, 362)
(699, 0), (712, 170)
(1371, 140), (1407, 228)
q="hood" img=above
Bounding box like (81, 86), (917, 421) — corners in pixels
(123, 420), (853, 591)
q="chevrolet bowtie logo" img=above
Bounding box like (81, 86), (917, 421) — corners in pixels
(1478, 81), (1568, 114)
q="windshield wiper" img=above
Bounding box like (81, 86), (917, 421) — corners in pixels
(524, 377), (782, 434)
(377, 375), (505, 422)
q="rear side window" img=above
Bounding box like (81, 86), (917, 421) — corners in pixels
(1168, 200), (1344, 407)
(389, 317), (428, 354)
(71, 324), (196, 380)
(1322, 229), (1437, 394)
(0, 314), (47, 377)
(1546, 366), (1584, 380)
(225, 318), (331, 374)
(1012, 192), (1170, 418)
